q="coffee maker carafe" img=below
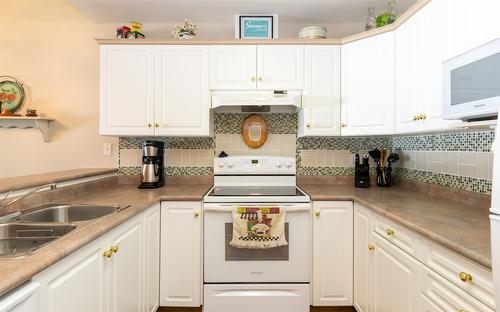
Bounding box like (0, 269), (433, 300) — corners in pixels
(138, 140), (165, 189)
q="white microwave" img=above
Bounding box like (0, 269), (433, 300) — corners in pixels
(443, 38), (500, 121)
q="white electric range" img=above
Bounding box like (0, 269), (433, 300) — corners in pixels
(203, 156), (311, 312)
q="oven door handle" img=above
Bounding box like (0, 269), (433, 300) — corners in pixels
(203, 206), (311, 212)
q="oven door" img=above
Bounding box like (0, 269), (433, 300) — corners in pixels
(203, 203), (311, 283)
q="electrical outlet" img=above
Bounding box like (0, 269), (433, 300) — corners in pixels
(103, 143), (112, 156)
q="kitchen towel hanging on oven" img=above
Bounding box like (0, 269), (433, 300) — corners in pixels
(230, 207), (287, 249)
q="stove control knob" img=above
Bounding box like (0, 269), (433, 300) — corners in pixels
(227, 161), (234, 168)
(285, 162), (292, 168)
(217, 160), (225, 168)
(276, 161), (283, 168)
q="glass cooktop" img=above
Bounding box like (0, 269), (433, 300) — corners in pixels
(208, 186), (306, 197)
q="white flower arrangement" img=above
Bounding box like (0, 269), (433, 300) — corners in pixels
(172, 19), (198, 39)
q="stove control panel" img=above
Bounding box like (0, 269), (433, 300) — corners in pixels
(214, 156), (296, 175)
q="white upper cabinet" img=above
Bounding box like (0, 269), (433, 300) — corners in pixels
(209, 45), (257, 90)
(100, 45), (155, 136)
(395, 0), (460, 134)
(341, 32), (395, 136)
(209, 45), (304, 91)
(256, 45), (304, 90)
(299, 45), (341, 137)
(155, 46), (211, 136)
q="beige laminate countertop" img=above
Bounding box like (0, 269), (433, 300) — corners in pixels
(0, 176), (212, 296)
(298, 182), (492, 270)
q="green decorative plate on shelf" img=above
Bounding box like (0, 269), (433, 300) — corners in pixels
(0, 76), (25, 115)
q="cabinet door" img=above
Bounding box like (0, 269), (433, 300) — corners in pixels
(354, 204), (374, 312)
(143, 204), (161, 312)
(209, 45), (257, 90)
(108, 217), (143, 312)
(312, 201), (353, 306)
(372, 233), (420, 312)
(299, 46), (341, 137)
(35, 236), (107, 312)
(257, 45), (304, 90)
(100, 45), (155, 136)
(160, 202), (202, 307)
(155, 46), (211, 136)
(395, 10), (423, 134)
(341, 32), (395, 136)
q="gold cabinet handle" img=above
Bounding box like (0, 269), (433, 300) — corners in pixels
(459, 310), (469, 312)
(315, 211), (320, 217)
(251, 76), (256, 81)
(459, 272), (472, 283)
(368, 244), (375, 251)
(155, 123), (160, 128)
(306, 123), (311, 128)
(147, 123), (153, 128)
(194, 211), (199, 217)
(103, 249), (113, 258)
(413, 115), (418, 121)
(422, 114), (427, 120)
(386, 228), (395, 236)
(258, 76), (263, 81)
(110, 245), (118, 254)
(341, 123), (347, 128)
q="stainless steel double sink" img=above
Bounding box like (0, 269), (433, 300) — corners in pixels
(0, 204), (123, 258)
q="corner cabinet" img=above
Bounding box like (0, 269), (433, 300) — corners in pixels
(298, 45), (341, 137)
(209, 45), (304, 90)
(341, 32), (395, 136)
(160, 202), (202, 307)
(34, 203), (161, 312)
(100, 45), (212, 137)
(312, 201), (353, 306)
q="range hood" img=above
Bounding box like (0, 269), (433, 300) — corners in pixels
(211, 90), (302, 113)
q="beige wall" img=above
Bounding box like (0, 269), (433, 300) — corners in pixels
(0, 0), (119, 178)
(0, 0), (363, 178)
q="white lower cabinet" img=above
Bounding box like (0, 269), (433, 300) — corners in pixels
(33, 203), (160, 312)
(312, 201), (353, 306)
(353, 204), (374, 312)
(160, 202), (202, 307)
(352, 203), (495, 312)
(372, 232), (420, 312)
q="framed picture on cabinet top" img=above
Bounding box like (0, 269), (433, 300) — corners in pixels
(235, 14), (279, 39)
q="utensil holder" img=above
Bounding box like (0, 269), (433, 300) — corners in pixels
(376, 166), (392, 187)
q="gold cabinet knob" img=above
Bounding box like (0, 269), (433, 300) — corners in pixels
(413, 115), (418, 121)
(315, 211), (320, 217)
(306, 123), (311, 128)
(147, 123), (153, 128)
(459, 310), (469, 312)
(386, 228), (395, 236)
(110, 245), (118, 254)
(459, 272), (472, 283)
(251, 76), (256, 81)
(341, 123), (347, 128)
(422, 114), (427, 120)
(155, 123), (160, 128)
(258, 76), (263, 81)
(368, 244), (375, 251)
(103, 249), (112, 258)
(194, 211), (199, 217)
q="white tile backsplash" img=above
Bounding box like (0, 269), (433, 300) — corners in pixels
(400, 150), (493, 181)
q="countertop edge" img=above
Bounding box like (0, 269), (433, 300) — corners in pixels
(0, 168), (119, 193)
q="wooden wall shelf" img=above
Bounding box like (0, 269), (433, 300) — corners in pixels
(0, 116), (55, 143)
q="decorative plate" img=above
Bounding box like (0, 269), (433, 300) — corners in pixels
(242, 114), (268, 148)
(0, 76), (25, 115)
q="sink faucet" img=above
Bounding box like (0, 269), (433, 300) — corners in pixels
(0, 183), (57, 213)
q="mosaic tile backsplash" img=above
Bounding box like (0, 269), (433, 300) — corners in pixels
(119, 113), (495, 194)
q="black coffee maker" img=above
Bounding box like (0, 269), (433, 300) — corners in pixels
(138, 140), (165, 189)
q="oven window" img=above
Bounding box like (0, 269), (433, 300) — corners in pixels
(225, 223), (289, 261)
